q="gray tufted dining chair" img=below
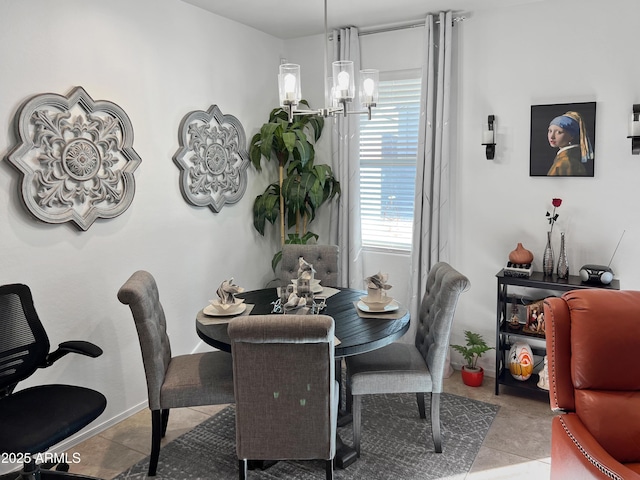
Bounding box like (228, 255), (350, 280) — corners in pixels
(117, 270), (235, 476)
(345, 262), (470, 456)
(280, 244), (340, 287)
(228, 314), (338, 479)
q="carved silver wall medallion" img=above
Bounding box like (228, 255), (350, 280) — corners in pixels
(173, 105), (249, 212)
(7, 86), (141, 231)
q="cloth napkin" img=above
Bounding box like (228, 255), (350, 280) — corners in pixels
(365, 272), (392, 292)
(283, 291), (308, 312)
(216, 278), (244, 305)
(297, 257), (316, 280)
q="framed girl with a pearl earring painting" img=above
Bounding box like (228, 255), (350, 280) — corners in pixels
(529, 101), (596, 177)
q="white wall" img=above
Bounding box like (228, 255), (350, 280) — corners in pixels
(455, 0), (640, 372)
(3, 0), (640, 464)
(0, 0), (283, 465)
(288, 0), (640, 374)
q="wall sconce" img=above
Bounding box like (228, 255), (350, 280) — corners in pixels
(482, 115), (496, 160)
(628, 105), (640, 155)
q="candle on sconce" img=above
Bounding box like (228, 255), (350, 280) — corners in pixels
(482, 130), (495, 144)
(630, 116), (640, 137)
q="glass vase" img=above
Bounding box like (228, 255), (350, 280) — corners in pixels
(542, 231), (554, 276)
(557, 232), (569, 279)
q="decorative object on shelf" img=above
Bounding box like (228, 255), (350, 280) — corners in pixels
(543, 198), (562, 276)
(543, 231), (554, 276)
(509, 243), (534, 265)
(579, 264), (614, 285)
(503, 262), (533, 278)
(277, 0), (378, 122)
(628, 104), (640, 155)
(482, 115), (496, 160)
(537, 355), (549, 390)
(557, 232), (569, 279)
(508, 341), (534, 381)
(508, 299), (521, 331)
(505, 243), (534, 277)
(173, 105), (249, 213)
(364, 272), (392, 302)
(451, 330), (494, 387)
(524, 299), (546, 337)
(6, 86), (141, 231)
(579, 230), (625, 285)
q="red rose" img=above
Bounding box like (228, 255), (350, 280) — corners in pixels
(552, 198), (562, 208)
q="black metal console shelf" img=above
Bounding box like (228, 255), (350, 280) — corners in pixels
(495, 269), (620, 397)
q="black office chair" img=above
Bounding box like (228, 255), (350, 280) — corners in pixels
(0, 283), (107, 480)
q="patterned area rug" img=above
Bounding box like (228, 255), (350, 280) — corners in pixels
(114, 392), (499, 480)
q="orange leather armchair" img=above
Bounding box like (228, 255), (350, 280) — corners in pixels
(544, 289), (640, 479)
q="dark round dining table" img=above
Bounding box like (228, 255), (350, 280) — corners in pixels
(196, 287), (411, 358)
(196, 286), (411, 469)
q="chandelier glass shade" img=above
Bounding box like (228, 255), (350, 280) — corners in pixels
(277, 0), (378, 122)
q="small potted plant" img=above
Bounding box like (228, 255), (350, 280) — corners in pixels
(451, 330), (494, 387)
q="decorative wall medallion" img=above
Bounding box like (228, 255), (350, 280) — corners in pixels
(173, 105), (249, 212)
(7, 86), (141, 230)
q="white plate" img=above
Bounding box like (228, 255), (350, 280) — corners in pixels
(203, 303), (247, 317)
(359, 295), (393, 308)
(357, 300), (399, 313)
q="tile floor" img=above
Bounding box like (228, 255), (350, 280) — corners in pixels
(56, 370), (553, 480)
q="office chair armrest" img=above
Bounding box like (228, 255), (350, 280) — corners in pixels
(43, 341), (103, 367)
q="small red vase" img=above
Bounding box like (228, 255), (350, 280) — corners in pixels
(461, 366), (484, 387)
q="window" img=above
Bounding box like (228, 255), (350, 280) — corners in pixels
(359, 71), (421, 250)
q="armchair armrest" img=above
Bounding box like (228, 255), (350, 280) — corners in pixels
(43, 340), (103, 367)
(552, 414), (640, 480)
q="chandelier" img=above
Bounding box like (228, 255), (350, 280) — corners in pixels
(277, 0), (379, 122)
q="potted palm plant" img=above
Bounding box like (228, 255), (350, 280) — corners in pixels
(451, 330), (494, 387)
(249, 101), (340, 271)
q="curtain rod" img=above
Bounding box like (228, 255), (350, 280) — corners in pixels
(330, 16), (465, 40)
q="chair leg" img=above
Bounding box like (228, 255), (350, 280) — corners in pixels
(325, 458), (334, 480)
(431, 392), (442, 453)
(239, 459), (248, 480)
(161, 408), (170, 437)
(416, 392), (426, 419)
(352, 395), (362, 457)
(345, 370), (352, 413)
(335, 359), (345, 411)
(149, 409), (162, 476)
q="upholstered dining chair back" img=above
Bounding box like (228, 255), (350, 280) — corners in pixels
(117, 270), (172, 410)
(417, 261), (472, 394)
(280, 244), (340, 287)
(118, 270), (235, 476)
(228, 314), (337, 479)
(544, 290), (640, 479)
(345, 261), (469, 456)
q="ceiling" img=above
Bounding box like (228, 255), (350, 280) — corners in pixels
(181, 0), (544, 39)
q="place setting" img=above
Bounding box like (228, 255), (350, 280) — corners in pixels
(273, 256), (340, 314)
(355, 272), (407, 319)
(199, 278), (254, 325)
